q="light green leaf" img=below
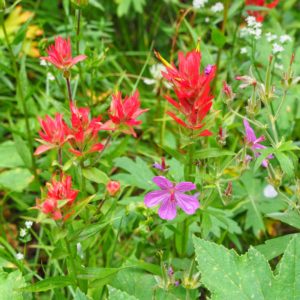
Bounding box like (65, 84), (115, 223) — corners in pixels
(267, 211), (300, 229)
(275, 152), (294, 178)
(0, 168), (33, 191)
(0, 141), (24, 168)
(211, 28), (226, 48)
(0, 268), (26, 300)
(82, 167), (109, 184)
(108, 286), (138, 300)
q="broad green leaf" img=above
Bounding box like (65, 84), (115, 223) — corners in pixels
(0, 141), (24, 168)
(13, 135), (32, 169)
(20, 276), (74, 292)
(0, 168), (33, 191)
(74, 288), (91, 300)
(108, 286), (138, 300)
(267, 211), (300, 229)
(275, 152), (294, 178)
(256, 234), (299, 260)
(114, 157), (154, 190)
(193, 236), (273, 300)
(0, 268), (26, 300)
(82, 167), (109, 184)
(78, 267), (124, 280)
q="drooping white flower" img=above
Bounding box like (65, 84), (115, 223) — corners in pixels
(272, 43), (284, 54)
(15, 253), (24, 260)
(20, 228), (27, 238)
(240, 47), (248, 54)
(25, 221), (33, 229)
(47, 72), (55, 81)
(193, 0), (208, 9)
(263, 184), (278, 198)
(279, 34), (292, 44)
(266, 32), (277, 42)
(211, 2), (224, 12)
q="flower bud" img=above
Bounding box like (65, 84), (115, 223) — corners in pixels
(71, 0), (89, 7)
(106, 180), (121, 196)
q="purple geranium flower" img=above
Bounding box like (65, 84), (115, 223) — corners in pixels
(144, 176), (199, 220)
(243, 119), (273, 167)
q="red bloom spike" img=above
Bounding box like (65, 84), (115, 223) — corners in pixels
(40, 36), (86, 70)
(156, 49), (215, 135)
(102, 90), (148, 137)
(36, 174), (78, 221)
(245, 0), (279, 22)
(34, 113), (70, 155)
(68, 103), (104, 156)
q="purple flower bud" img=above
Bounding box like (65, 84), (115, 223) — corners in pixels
(205, 64), (213, 75)
(168, 266), (174, 276)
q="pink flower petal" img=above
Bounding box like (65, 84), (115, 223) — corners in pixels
(152, 176), (173, 190)
(158, 199), (177, 220)
(144, 190), (170, 207)
(34, 144), (55, 155)
(71, 54), (87, 66)
(243, 119), (257, 143)
(175, 182), (196, 192)
(175, 192), (199, 215)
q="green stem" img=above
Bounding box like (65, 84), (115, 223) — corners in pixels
(64, 238), (79, 286)
(0, 12), (37, 178)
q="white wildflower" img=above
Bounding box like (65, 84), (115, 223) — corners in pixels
(211, 2), (224, 12)
(143, 64), (172, 90)
(40, 59), (48, 66)
(246, 16), (257, 27)
(25, 221), (33, 229)
(240, 47), (248, 54)
(20, 228), (27, 238)
(47, 72), (55, 81)
(205, 17), (210, 23)
(240, 17), (262, 40)
(15, 253), (24, 260)
(279, 34), (292, 43)
(272, 43), (284, 54)
(193, 0), (208, 9)
(263, 184), (278, 198)
(265, 32), (277, 42)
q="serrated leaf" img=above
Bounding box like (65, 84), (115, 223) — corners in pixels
(193, 236), (273, 300)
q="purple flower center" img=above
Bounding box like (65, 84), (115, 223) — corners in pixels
(205, 64), (213, 75)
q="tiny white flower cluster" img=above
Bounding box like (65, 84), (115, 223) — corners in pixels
(265, 33), (292, 54)
(240, 16), (262, 40)
(15, 253), (24, 260)
(47, 72), (55, 81)
(193, 0), (208, 9)
(211, 2), (224, 13)
(40, 59), (49, 66)
(240, 47), (248, 55)
(19, 221), (33, 238)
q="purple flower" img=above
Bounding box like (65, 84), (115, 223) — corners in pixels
(144, 176), (199, 220)
(243, 119), (273, 167)
(205, 64), (213, 75)
(152, 157), (168, 171)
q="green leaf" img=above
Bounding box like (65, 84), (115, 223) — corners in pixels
(193, 235), (300, 299)
(253, 148), (275, 171)
(78, 267), (124, 280)
(211, 28), (226, 48)
(0, 268), (26, 300)
(13, 135), (32, 169)
(0, 168), (33, 191)
(82, 167), (109, 185)
(114, 157), (154, 190)
(108, 286), (138, 300)
(0, 141), (24, 168)
(275, 152), (294, 178)
(256, 234), (299, 260)
(74, 288), (91, 300)
(20, 276), (74, 292)
(194, 148), (235, 160)
(267, 211), (300, 229)
(193, 236), (273, 300)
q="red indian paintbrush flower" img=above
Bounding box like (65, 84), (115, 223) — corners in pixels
(68, 103), (104, 156)
(102, 91), (148, 137)
(40, 36), (86, 70)
(245, 0), (279, 22)
(34, 113), (70, 155)
(155, 48), (215, 136)
(36, 174), (78, 221)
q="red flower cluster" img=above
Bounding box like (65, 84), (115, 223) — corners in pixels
(102, 91), (148, 137)
(34, 104), (104, 157)
(69, 103), (104, 156)
(245, 0), (279, 22)
(36, 174), (78, 220)
(155, 48), (216, 136)
(40, 36), (86, 70)
(34, 114), (70, 155)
